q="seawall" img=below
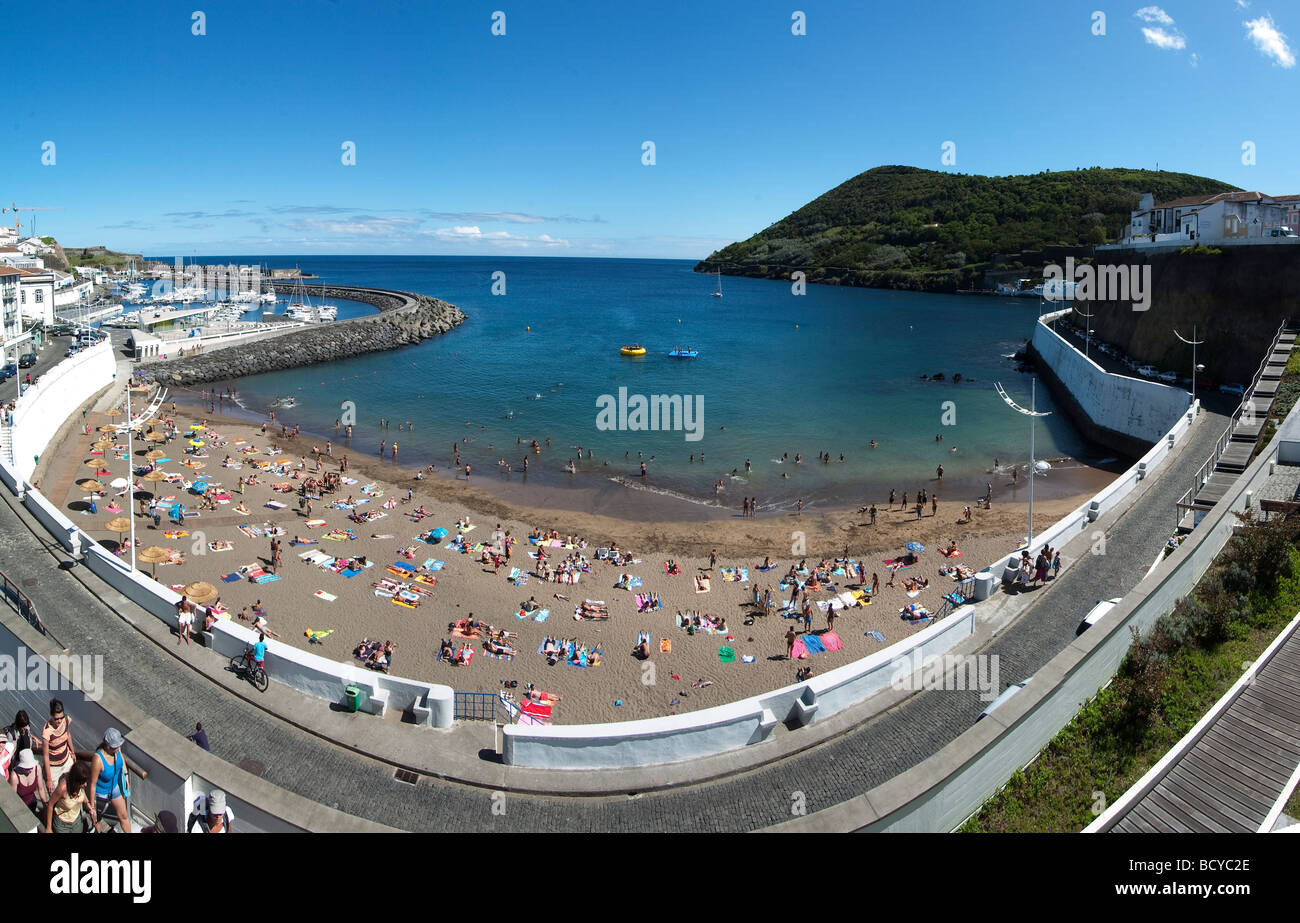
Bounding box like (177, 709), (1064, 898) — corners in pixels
(1030, 310), (1190, 457)
(137, 284), (467, 386)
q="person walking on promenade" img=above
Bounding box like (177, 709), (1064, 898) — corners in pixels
(41, 699), (74, 794)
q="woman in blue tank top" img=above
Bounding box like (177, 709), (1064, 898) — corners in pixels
(89, 728), (132, 833)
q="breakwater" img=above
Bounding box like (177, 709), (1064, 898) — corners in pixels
(137, 284), (466, 386)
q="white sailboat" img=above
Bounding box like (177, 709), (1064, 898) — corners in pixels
(712, 268), (723, 298)
(315, 281), (337, 321)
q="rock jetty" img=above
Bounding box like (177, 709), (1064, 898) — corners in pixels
(138, 285), (466, 386)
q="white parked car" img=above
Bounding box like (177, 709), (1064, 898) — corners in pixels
(1156, 371), (1178, 383)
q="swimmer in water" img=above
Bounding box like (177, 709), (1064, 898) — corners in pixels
(869, 440), (878, 448)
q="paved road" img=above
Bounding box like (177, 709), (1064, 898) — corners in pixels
(0, 407), (1228, 831)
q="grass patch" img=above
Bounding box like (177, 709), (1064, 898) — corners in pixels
(962, 515), (1300, 832)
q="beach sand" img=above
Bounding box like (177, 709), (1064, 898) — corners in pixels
(42, 399), (1112, 726)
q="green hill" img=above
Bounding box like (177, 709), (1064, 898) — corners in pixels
(696, 165), (1239, 291)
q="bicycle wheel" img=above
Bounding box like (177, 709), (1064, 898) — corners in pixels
(229, 653), (246, 674)
(252, 666), (269, 693)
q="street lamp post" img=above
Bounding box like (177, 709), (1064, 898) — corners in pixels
(1174, 325), (1205, 406)
(996, 379), (1052, 551)
(1072, 304), (1096, 359)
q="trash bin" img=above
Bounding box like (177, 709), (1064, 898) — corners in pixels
(344, 685), (361, 713)
(972, 571), (996, 602)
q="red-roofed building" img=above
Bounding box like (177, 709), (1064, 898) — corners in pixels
(1122, 190), (1299, 245)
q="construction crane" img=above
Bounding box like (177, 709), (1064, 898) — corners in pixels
(2, 202), (64, 238)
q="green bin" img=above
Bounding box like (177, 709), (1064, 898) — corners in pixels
(344, 685), (361, 713)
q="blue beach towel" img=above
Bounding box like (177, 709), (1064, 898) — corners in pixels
(220, 572), (242, 583)
(868, 629), (886, 643)
(533, 608), (550, 623)
(801, 633), (827, 655)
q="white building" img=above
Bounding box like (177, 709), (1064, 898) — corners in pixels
(0, 226), (17, 246)
(16, 268), (55, 326)
(1122, 191), (1298, 245)
(0, 266), (21, 342)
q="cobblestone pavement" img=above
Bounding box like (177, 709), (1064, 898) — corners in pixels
(0, 407), (1228, 831)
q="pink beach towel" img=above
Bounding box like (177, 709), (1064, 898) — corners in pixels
(821, 631), (844, 652)
(791, 639), (809, 660)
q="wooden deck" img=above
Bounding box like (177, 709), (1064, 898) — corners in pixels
(1213, 443), (1254, 474)
(1111, 626), (1300, 832)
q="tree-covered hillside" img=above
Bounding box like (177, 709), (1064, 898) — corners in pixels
(697, 165), (1239, 291)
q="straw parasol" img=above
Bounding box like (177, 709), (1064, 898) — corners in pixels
(91, 439), (114, 449)
(84, 459), (111, 471)
(145, 449), (167, 462)
(105, 516), (132, 544)
(105, 408), (124, 418)
(182, 581), (218, 604)
(143, 470), (169, 483)
(137, 545), (172, 577)
(98, 424), (119, 434)
(145, 431), (167, 443)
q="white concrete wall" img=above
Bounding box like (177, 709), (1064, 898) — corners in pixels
(1033, 313), (1190, 445)
(503, 606), (978, 769)
(9, 340), (115, 483)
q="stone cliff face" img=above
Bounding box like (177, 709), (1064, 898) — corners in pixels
(137, 285), (467, 386)
(1084, 244), (1300, 386)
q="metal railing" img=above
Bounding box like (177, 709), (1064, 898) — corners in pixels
(1175, 317), (1296, 529)
(454, 690), (509, 722)
(0, 567), (64, 650)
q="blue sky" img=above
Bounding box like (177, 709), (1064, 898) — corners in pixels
(4, 0), (1297, 258)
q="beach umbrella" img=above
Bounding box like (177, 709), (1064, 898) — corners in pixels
(105, 408), (124, 418)
(190, 480), (209, 494)
(105, 516), (132, 544)
(904, 542), (925, 553)
(98, 424), (118, 434)
(170, 503), (185, 518)
(109, 477), (130, 489)
(430, 528), (449, 541)
(188, 424), (204, 431)
(78, 478), (105, 492)
(189, 439), (205, 447)
(143, 469), (169, 482)
(182, 581), (218, 604)
(137, 545), (172, 577)
(91, 439), (114, 449)
(84, 459), (111, 473)
(145, 431), (167, 443)
(145, 449), (167, 462)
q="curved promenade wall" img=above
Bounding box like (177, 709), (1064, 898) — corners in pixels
(1030, 309), (1190, 457)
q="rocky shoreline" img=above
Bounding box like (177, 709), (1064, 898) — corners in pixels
(137, 284), (467, 386)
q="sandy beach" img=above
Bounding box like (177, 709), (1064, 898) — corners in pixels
(40, 395), (1112, 726)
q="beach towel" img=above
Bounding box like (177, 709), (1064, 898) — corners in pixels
(532, 608), (550, 623)
(290, 538), (318, 546)
(519, 700), (552, 720)
(718, 646), (736, 663)
(791, 639), (809, 660)
(625, 576), (643, 589)
(941, 548), (962, 558)
(837, 591), (857, 609)
(801, 634), (827, 655)
(304, 519), (327, 528)
(867, 629), (886, 643)
(694, 577), (711, 594)
(820, 631), (843, 652)
(659, 638), (671, 653)
(313, 591), (337, 602)
(758, 563), (779, 572)
(483, 648), (512, 661)
(386, 561), (415, 576)
(741, 655), (756, 663)
(219, 572), (242, 583)
(265, 500), (287, 509)
(253, 574), (280, 584)
(907, 589), (922, 599)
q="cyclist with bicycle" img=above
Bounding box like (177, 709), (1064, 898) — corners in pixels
(252, 632), (268, 674)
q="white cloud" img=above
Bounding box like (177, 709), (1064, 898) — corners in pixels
(1244, 14), (1295, 67)
(1190, 51), (1200, 66)
(424, 226), (570, 248)
(1135, 5), (1174, 24)
(289, 216), (420, 237)
(1237, 1), (1251, 9)
(1142, 26), (1187, 48)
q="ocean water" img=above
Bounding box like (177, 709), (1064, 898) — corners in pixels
(154, 256), (1103, 512)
